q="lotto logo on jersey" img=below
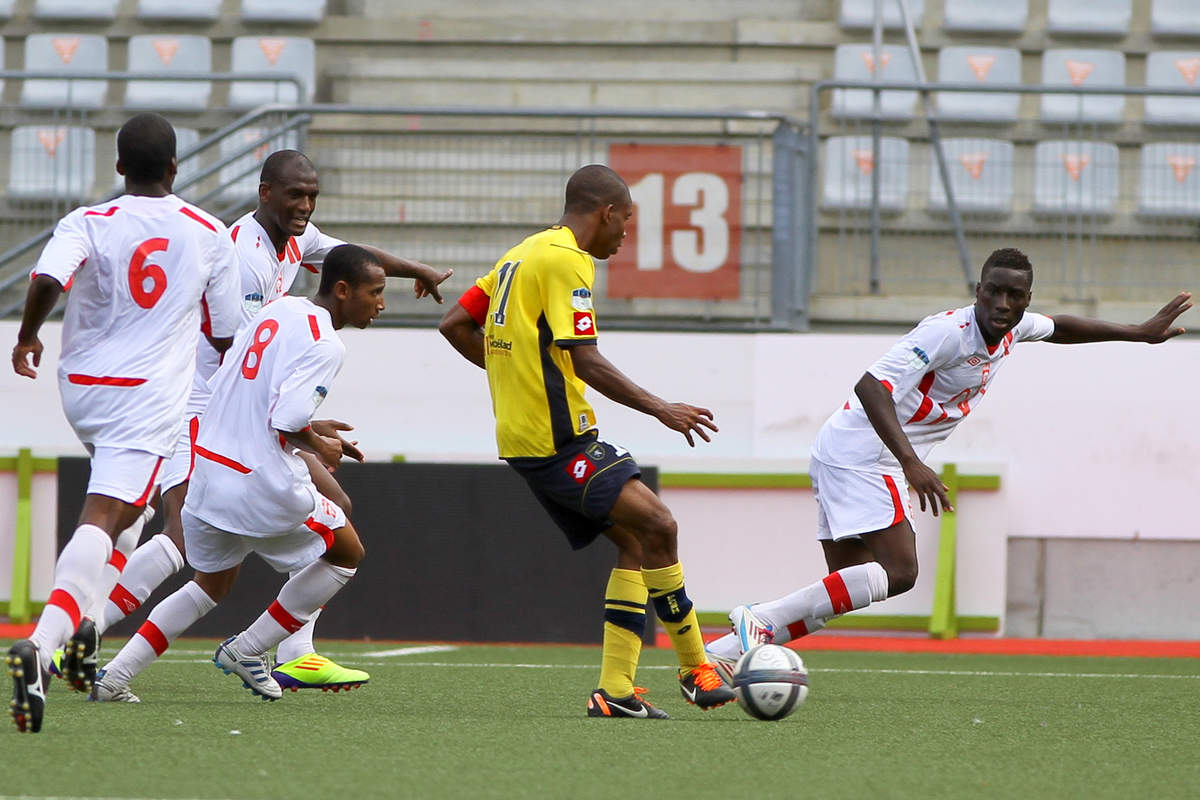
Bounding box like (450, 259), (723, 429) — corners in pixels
(566, 454), (596, 484)
(573, 312), (595, 335)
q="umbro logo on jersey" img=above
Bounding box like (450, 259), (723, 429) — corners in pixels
(966, 356), (982, 366)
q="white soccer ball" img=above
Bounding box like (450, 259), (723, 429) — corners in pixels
(732, 644), (809, 721)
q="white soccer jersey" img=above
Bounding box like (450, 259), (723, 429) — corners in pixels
(33, 194), (240, 456)
(184, 296), (346, 536)
(811, 305), (1056, 471)
(188, 214), (344, 411)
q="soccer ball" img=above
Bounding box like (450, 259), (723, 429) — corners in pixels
(731, 644), (809, 721)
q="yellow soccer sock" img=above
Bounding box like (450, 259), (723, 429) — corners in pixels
(642, 562), (706, 672)
(598, 568), (648, 697)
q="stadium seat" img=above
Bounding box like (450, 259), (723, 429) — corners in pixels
(217, 127), (300, 205)
(942, 0), (1028, 33)
(21, 33), (108, 109)
(1039, 49), (1125, 124)
(1032, 140), (1119, 216)
(822, 135), (909, 212)
(831, 44), (918, 121)
(1137, 143), (1200, 218)
(935, 47), (1021, 122)
(8, 126), (95, 202)
(1046, 0), (1131, 36)
(838, 0), (925, 30)
(0, 0), (14, 20)
(137, 0), (221, 21)
(1151, 0), (1200, 37)
(228, 37), (316, 108)
(125, 36), (213, 111)
(1144, 52), (1200, 126)
(241, 0), (327, 23)
(33, 0), (118, 19)
(927, 138), (1014, 215)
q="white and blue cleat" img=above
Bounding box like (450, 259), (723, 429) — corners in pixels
(213, 637), (282, 701)
(730, 604), (775, 653)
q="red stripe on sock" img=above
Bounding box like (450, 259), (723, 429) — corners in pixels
(109, 583), (141, 614)
(787, 619), (810, 639)
(823, 572), (855, 616)
(137, 620), (170, 656)
(108, 549), (127, 572)
(267, 601), (304, 634)
(47, 589), (81, 628)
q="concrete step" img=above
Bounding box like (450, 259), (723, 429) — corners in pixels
(345, 0), (830, 23)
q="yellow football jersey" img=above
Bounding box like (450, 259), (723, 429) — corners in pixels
(476, 226), (599, 458)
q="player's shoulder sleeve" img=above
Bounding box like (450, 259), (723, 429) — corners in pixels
(177, 201), (225, 236)
(475, 262), (501, 298)
(1013, 310), (1055, 343)
(297, 220), (344, 262)
(539, 245), (597, 346)
(867, 312), (962, 399)
(203, 229), (242, 339)
(271, 334), (344, 433)
(32, 206), (92, 286)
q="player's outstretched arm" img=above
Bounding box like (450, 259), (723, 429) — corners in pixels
(357, 244), (453, 303)
(570, 344), (717, 447)
(12, 274), (64, 379)
(855, 373), (953, 516)
(1047, 291), (1192, 344)
(439, 302), (486, 369)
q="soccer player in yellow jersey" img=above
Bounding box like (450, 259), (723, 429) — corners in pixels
(440, 164), (735, 718)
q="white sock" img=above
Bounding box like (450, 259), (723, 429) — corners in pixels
(31, 524), (112, 670)
(235, 561), (355, 656)
(276, 608), (320, 665)
(86, 507), (153, 623)
(755, 562), (889, 644)
(102, 581), (215, 688)
(99, 533), (185, 636)
(705, 632), (741, 660)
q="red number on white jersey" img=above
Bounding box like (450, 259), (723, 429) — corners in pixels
(129, 238), (169, 309)
(241, 319), (280, 380)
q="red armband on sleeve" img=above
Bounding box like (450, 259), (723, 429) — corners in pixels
(458, 285), (490, 327)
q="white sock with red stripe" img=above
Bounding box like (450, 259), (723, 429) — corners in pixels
(86, 506), (154, 625)
(30, 524), (112, 671)
(98, 533), (185, 636)
(755, 562), (890, 645)
(275, 608), (320, 664)
(233, 560), (355, 656)
(101, 581), (216, 688)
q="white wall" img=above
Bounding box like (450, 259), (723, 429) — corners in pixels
(1, 321), (1193, 617)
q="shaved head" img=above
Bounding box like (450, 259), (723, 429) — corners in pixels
(563, 164), (629, 214)
(260, 149), (314, 185)
(117, 113), (176, 183)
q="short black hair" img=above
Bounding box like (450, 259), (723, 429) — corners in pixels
(318, 244), (381, 294)
(117, 113), (176, 183)
(260, 149), (314, 185)
(980, 248), (1033, 281)
(563, 164), (629, 214)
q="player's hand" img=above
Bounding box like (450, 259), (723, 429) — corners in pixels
(902, 458), (953, 517)
(314, 434), (344, 472)
(311, 419), (364, 462)
(1137, 291), (1192, 343)
(12, 338), (42, 379)
(412, 263), (454, 304)
(656, 402), (718, 447)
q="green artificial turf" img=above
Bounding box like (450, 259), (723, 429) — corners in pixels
(1, 641), (1197, 800)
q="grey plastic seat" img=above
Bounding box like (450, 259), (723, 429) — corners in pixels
(1151, 0), (1200, 37)
(21, 33), (107, 109)
(137, 0), (221, 21)
(33, 0), (118, 19)
(838, 0), (925, 30)
(1144, 52), (1200, 126)
(822, 135), (910, 212)
(1047, 0), (1131, 36)
(1032, 140), (1119, 216)
(0, 1), (15, 19)
(241, 0), (326, 23)
(1040, 49), (1125, 124)
(217, 128), (301, 205)
(9, 126), (95, 202)
(927, 139), (1014, 215)
(1137, 143), (1200, 218)
(942, 0), (1028, 33)
(125, 36), (213, 111)
(935, 47), (1021, 122)
(832, 44), (918, 120)
(228, 37), (315, 108)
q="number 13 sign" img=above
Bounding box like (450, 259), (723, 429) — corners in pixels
(606, 143), (742, 299)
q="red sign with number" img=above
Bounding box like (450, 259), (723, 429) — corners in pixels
(606, 144), (742, 299)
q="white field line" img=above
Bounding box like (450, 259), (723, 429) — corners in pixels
(360, 645), (459, 657)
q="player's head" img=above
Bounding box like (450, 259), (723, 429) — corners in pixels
(562, 164), (632, 259)
(317, 244), (386, 329)
(258, 150), (318, 239)
(974, 248), (1034, 344)
(115, 113), (177, 190)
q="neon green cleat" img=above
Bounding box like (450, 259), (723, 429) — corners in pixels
(48, 649), (64, 681)
(271, 654), (369, 693)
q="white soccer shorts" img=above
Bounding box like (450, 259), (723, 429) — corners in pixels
(158, 415), (200, 494)
(86, 445), (164, 507)
(811, 457), (912, 541)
